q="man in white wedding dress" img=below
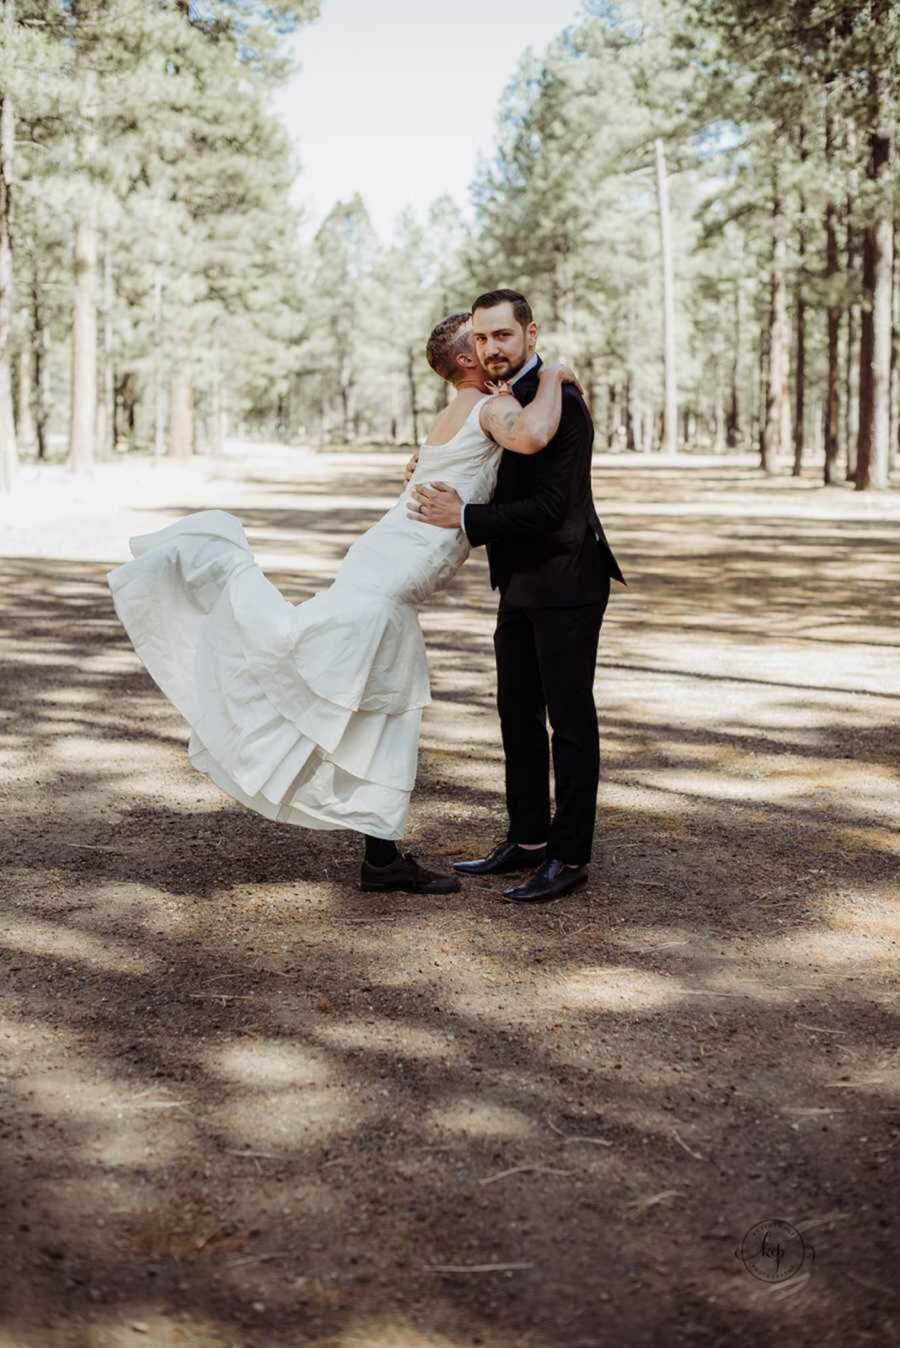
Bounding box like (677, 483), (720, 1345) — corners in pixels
(106, 305), (582, 896)
(410, 289), (625, 903)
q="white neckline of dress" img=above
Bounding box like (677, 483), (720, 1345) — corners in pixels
(419, 393), (492, 451)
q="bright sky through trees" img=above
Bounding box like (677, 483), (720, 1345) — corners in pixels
(271, 0), (583, 238)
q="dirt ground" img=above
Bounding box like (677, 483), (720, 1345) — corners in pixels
(0, 442), (897, 1348)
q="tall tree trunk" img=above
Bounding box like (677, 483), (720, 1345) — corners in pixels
(792, 287), (806, 476)
(0, 0), (17, 493)
(170, 377), (193, 457)
(606, 383), (617, 449)
(69, 64), (98, 474)
(390, 371), (400, 443)
(757, 299), (769, 459)
(792, 132), (807, 477)
(16, 346), (36, 454)
(210, 332), (226, 457)
(890, 218), (899, 468)
(32, 281), (48, 459)
(856, 65), (893, 491)
(624, 375), (636, 450)
(115, 370), (138, 452)
(95, 233), (114, 461)
(762, 187), (791, 473)
(152, 265), (165, 459)
(823, 103), (842, 484)
(845, 202), (860, 480)
(406, 346), (419, 444)
(823, 126), (842, 483)
(726, 282), (741, 447)
(655, 138), (678, 454)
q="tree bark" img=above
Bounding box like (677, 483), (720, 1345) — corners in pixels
(726, 283), (741, 448)
(606, 383), (617, 449)
(891, 219), (899, 468)
(762, 187), (791, 473)
(624, 375), (636, 451)
(757, 297), (769, 460)
(406, 346), (419, 444)
(845, 208), (860, 481)
(0, 0), (17, 493)
(823, 103), (842, 484)
(32, 281), (48, 460)
(792, 132), (807, 478)
(16, 346), (36, 454)
(170, 377), (194, 457)
(655, 138), (678, 454)
(95, 232), (115, 462)
(856, 66), (893, 491)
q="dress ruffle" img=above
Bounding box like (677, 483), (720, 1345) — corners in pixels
(107, 510), (428, 838)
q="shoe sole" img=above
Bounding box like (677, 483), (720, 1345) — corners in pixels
(501, 874), (587, 903)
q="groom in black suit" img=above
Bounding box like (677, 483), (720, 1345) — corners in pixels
(411, 289), (625, 902)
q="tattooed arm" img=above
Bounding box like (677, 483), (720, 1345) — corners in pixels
(479, 363), (582, 455)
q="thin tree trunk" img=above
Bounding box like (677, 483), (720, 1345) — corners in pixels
(655, 138), (678, 454)
(606, 383), (617, 448)
(856, 64), (893, 491)
(170, 377), (193, 457)
(0, 0), (17, 493)
(210, 332), (225, 457)
(726, 282), (740, 448)
(823, 121), (842, 483)
(95, 232), (114, 462)
(845, 208), (860, 481)
(762, 186), (791, 473)
(152, 266), (164, 459)
(390, 371), (400, 443)
(16, 346), (36, 453)
(792, 287), (806, 476)
(406, 346), (419, 444)
(32, 281), (48, 459)
(823, 99), (842, 483)
(625, 375), (636, 450)
(757, 299), (769, 459)
(792, 132), (807, 478)
(891, 219), (899, 467)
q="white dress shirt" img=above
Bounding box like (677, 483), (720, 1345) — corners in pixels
(461, 353), (540, 538)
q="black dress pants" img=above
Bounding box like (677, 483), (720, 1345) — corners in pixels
(493, 582), (610, 866)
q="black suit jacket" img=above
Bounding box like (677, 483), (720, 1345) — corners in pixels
(464, 357), (625, 606)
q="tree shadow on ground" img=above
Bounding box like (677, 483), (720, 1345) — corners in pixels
(0, 460), (897, 1347)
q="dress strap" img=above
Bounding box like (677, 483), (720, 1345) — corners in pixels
(466, 393), (494, 428)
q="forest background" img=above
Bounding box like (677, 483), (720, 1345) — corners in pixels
(1, 0), (898, 494)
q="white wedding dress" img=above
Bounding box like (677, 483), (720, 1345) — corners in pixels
(107, 394), (499, 839)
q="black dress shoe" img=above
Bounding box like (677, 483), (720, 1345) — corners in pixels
(360, 850), (461, 894)
(502, 858), (588, 903)
(453, 839), (548, 876)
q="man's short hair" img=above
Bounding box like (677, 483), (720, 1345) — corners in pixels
(471, 288), (533, 329)
(426, 312), (472, 383)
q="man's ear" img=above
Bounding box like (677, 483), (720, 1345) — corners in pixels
(526, 320), (538, 350)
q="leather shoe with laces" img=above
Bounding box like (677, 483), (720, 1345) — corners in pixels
(452, 840), (547, 876)
(360, 850), (461, 894)
(502, 858), (587, 903)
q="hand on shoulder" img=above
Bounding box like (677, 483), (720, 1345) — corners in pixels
(541, 362), (583, 395)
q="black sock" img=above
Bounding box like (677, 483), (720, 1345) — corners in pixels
(364, 835), (399, 867)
